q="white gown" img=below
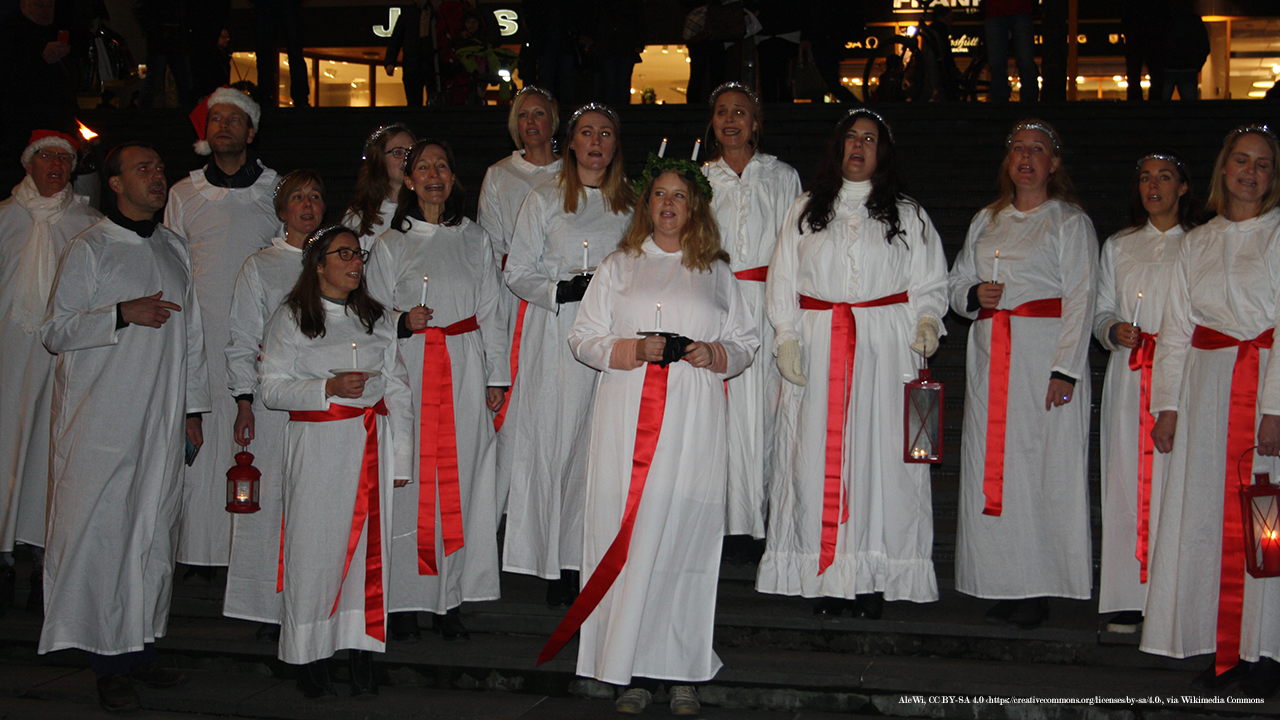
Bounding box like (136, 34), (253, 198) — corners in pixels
(38, 218), (211, 655)
(948, 200), (1097, 600)
(366, 216), (506, 613)
(1093, 222), (1184, 615)
(260, 301), (413, 664)
(501, 183), (631, 578)
(343, 198), (398, 252)
(166, 163), (280, 566)
(1141, 210), (1280, 662)
(568, 240), (758, 684)
(704, 152), (802, 539)
(222, 237), (302, 623)
(0, 192), (101, 551)
(757, 184), (948, 602)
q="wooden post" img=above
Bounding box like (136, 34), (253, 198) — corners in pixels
(312, 57), (320, 108)
(1067, 0), (1078, 101)
(369, 63), (377, 107)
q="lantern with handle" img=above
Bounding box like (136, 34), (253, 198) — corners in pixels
(903, 364), (944, 464)
(225, 449), (261, 513)
(1239, 449), (1280, 578)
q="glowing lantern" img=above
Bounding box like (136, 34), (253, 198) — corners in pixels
(903, 367), (943, 464)
(225, 450), (261, 513)
(1241, 469), (1280, 578)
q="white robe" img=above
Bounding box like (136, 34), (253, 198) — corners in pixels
(165, 163), (280, 566)
(342, 198), (398, 252)
(0, 194), (101, 551)
(38, 219), (211, 655)
(948, 200), (1097, 600)
(568, 240), (758, 684)
(704, 153), (802, 539)
(1093, 222), (1184, 615)
(501, 183), (631, 578)
(1141, 210), (1280, 661)
(222, 237), (302, 623)
(757, 185), (948, 602)
(260, 301), (413, 664)
(366, 217), (507, 613)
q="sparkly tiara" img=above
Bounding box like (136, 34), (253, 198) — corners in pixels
(361, 123), (414, 161)
(1135, 153), (1186, 172)
(709, 81), (759, 107)
(1006, 120), (1061, 150)
(845, 108), (894, 143)
(632, 153), (714, 201)
(515, 85), (556, 104)
(1227, 123), (1277, 143)
(303, 225), (352, 252)
(567, 102), (619, 132)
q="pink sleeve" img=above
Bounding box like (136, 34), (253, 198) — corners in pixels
(708, 342), (729, 374)
(610, 338), (644, 370)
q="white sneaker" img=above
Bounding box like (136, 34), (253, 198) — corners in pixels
(669, 685), (700, 716)
(615, 687), (651, 714)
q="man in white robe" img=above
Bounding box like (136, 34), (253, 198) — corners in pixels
(39, 141), (210, 711)
(165, 87), (279, 575)
(0, 130), (101, 612)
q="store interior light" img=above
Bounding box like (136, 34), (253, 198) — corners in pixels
(1255, 81), (1276, 88)
(1117, 80), (1129, 88)
(1250, 90), (1268, 98)
(1075, 76), (1085, 84)
(1112, 75), (1123, 82)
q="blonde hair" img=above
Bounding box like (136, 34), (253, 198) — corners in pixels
(506, 88), (560, 150)
(985, 118), (1080, 220)
(559, 105), (636, 215)
(1206, 126), (1280, 217)
(618, 170), (727, 272)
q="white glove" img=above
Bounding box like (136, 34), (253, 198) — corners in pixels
(776, 339), (807, 386)
(910, 316), (941, 358)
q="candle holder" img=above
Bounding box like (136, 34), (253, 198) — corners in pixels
(1239, 449), (1280, 578)
(225, 450), (261, 514)
(903, 367), (944, 464)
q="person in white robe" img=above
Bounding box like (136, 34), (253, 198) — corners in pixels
(947, 119), (1097, 630)
(564, 161), (758, 716)
(0, 130), (101, 610)
(757, 110), (947, 619)
(1143, 125), (1280, 697)
(477, 86), (561, 522)
(223, 170), (326, 636)
(39, 142), (209, 712)
(342, 124), (417, 250)
(1093, 153), (1198, 634)
(165, 87), (279, 573)
(259, 226), (413, 698)
(502, 103), (636, 607)
(366, 139), (507, 643)
(702, 82), (801, 540)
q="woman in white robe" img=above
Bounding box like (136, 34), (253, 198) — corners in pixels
(1093, 153), (1199, 633)
(366, 140), (507, 642)
(259, 227), (413, 698)
(947, 119), (1098, 629)
(342, 124), (416, 250)
(757, 110), (948, 618)
(223, 170), (326, 634)
(502, 103), (636, 607)
(1143, 125), (1280, 696)
(565, 162), (758, 715)
(702, 82), (802, 539)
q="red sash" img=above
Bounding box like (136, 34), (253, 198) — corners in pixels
(975, 298), (1063, 516)
(537, 362), (669, 665)
(1190, 325), (1274, 675)
(413, 316), (479, 575)
(287, 399), (389, 642)
(734, 266), (769, 282)
(799, 291), (909, 574)
(1128, 331), (1158, 582)
(493, 299), (528, 431)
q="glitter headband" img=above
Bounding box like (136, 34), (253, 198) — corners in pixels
(515, 85), (556, 104)
(1227, 123), (1277, 143)
(567, 102), (620, 133)
(632, 153), (714, 201)
(361, 123), (414, 161)
(709, 81), (759, 107)
(845, 108), (894, 143)
(1006, 121), (1061, 151)
(1136, 153), (1186, 173)
(304, 225), (353, 253)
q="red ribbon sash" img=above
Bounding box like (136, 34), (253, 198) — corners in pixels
(1190, 325), (1274, 676)
(287, 399), (389, 642)
(493, 299), (528, 432)
(734, 266), (769, 282)
(975, 297), (1063, 516)
(1128, 331), (1158, 583)
(799, 291), (909, 575)
(537, 362), (670, 665)
(413, 315), (479, 576)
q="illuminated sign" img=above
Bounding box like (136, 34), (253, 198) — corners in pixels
(494, 10), (519, 36)
(373, 7), (399, 38)
(892, 0), (977, 12)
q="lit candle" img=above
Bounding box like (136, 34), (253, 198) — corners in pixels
(655, 302), (662, 331)
(420, 275), (429, 307)
(236, 484), (250, 502)
(351, 342), (358, 369)
(691, 139), (701, 162)
(992, 249), (1000, 284)
(658, 137), (667, 157)
(582, 240), (589, 272)
(1131, 291), (1143, 327)
(1264, 528), (1280, 570)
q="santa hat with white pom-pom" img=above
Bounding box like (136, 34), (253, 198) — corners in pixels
(188, 86), (261, 156)
(20, 129), (79, 170)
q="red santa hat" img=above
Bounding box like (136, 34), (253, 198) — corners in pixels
(21, 130), (79, 170)
(189, 86), (262, 156)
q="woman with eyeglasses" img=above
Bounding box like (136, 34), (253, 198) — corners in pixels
(259, 226), (413, 699)
(1143, 125), (1280, 697)
(343, 124), (417, 250)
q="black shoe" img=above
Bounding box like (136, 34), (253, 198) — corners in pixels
(853, 592), (884, 620)
(1009, 597), (1049, 629)
(0, 564), (14, 613)
(431, 607), (470, 641)
(255, 622), (280, 643)
(389, 611), (421, 642)
(562, 570), (580, 604)
(347, 649), (379, 697)
(25, 568), (41, 615)
(182, 565), (216, 586)
(813, 597), (845, 616)
(1193, 658), (1251, 689)
(296, 658), (337, 699)
(1105, 611), (1144, 633)
(96, 674), (140, 712)
(546, 578), (570, 608)
(984, 600), (1017, 624)
(129, 659), (187, 688)
(1242, 657), (1280, 699)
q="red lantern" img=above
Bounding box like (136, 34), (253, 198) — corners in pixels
(225, 450), (261, 514)
(903, 366), (943, 464)
(1240, 469), (1280, 578)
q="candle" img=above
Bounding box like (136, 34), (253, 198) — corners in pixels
(582, 240), (589, 272)
(1264, 528), (1280, 571)
(236, 484), (250, 502)
(658, 137), (667, 157)
(691, 139), (701, 162)
(992, 249), (1000, 284)
(351, 342), (358, 369)
(1131, 291), (1143, 327)
(420, 275), (429, 307)
(655, 302), (662, 331)
(911, 447), (928, 459)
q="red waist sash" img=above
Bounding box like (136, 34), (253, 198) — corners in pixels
(1128, 331), (1158, 583)
(287, 399), (389, 643)
(975, 298), (1063, 516)
(734, 266), (769, 282)
(537, 362), (670, 665)
(799, 291), (909, 575)
(414, 315), (479, 575)
(494, 299), (527, 432)
(1191, 325), (1274, 676)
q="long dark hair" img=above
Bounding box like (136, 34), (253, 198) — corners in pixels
(391, 139), (467, 231)
(283, 226), (385, 339)
(1126, 151), (1203, 233)
(344, 124), (416, 238)
(798, 110), (915, 243)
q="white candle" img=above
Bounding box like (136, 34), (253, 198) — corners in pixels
(659, 137), (667, 157)
(1131, 291), (1143, 327)
(655, 302), (662, 331)
(582, 241), (589, 272)
(420, 275), (429, 306)
(351, 342), (358, 369)
(992, 249), (1000, 284)
(691, 139), (701, 162)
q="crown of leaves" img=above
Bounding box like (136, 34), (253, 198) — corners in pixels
(633, 153), (713, 201)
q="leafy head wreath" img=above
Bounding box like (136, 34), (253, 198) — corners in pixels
(845, 108), (895, 143)
(632, 153), (714, 201)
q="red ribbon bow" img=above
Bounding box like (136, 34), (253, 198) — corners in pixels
(1128, 331), (1158, 582)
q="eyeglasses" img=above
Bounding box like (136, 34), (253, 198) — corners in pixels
(323, 247), (369, 263)
(386, 147), (411, 159)
(36, 150), (75, 164)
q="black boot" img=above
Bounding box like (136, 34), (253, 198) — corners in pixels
(812, 597), (845, 616)
(545, 577), (568, 608)
(0, 564), (14, 616)
(854, 592), (884, 619)
(431, 607), (470, 641)
(25, 568), (42, 615)
(296, 658), (336, 699)
(1009, 597), (1049, 629)
(348, 650), (379, 697)
(389, 611), (421, 642)
(562, 569), (580, 604)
